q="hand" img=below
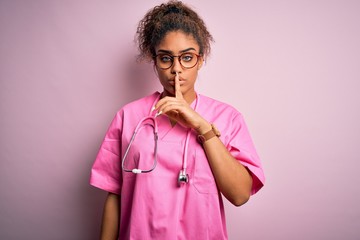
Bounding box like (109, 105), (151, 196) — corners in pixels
(154, 73), (211, 133)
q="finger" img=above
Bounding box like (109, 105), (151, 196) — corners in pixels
(155, 111), (162, 118)
(159, 101), (183, 115)
(154, 96), (175, 112)
(154, 97), (179, 117)
(175, 72), (183, 99)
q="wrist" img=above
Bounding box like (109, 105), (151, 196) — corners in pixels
(197, 123), (221, 144)
(195, 120), (212, 135)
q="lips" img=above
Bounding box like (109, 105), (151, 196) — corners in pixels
(168, 79), (184, 86)
(169, 76), (185, 83)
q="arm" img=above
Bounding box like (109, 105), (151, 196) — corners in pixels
(197, 122), (253, 206)
(155, 74), (253, 206)
(100, 193), (120, 240)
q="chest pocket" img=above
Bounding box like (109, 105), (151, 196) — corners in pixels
(192, 147), (219, 194)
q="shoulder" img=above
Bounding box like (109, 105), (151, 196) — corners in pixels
(110, 92), (160, 124)
(123, 92), (160, 110)
(198, 93), (243, 118)
(116, 92), (160, 115)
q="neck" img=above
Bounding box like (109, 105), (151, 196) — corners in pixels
(184, 91), (197, 104)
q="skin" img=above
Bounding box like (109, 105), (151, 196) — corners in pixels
(155, 31), (202, 105)
(154, 31), (204, 126)
(154, 31), (253, 206)
(100, 193), (119, 240)
(100, 30), (253, 239)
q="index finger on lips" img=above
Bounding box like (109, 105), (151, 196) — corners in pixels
(175, 72), (183, 99)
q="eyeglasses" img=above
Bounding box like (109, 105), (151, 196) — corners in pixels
(154, 52), (201, 70)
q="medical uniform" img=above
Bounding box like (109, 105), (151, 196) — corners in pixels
(90, 91), (265, 240)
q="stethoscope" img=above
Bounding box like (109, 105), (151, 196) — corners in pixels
(121, 92), (199, 185)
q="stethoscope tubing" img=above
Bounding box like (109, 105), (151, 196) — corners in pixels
(121, 92), (199, 178)
(122, 116), (158, 174)
(182, 94), (199, 175)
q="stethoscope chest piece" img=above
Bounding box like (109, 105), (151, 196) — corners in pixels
(178, 169), (189, 185)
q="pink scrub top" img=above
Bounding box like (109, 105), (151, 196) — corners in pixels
(90, 92), (265, 240)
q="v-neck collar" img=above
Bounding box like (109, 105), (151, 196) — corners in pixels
(153, 92), (198, 141)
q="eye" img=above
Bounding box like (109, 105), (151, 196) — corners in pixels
(159, 55), (173, 62)
(181, 54), (194, 62)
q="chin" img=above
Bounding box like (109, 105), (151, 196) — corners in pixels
(162, 88), (175, 96)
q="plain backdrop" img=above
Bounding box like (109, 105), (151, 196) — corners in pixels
(1, 0), (359, 239)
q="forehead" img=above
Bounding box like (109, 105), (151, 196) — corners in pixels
(155, 31), (200, 53)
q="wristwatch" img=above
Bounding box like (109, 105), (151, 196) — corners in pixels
(197, 123), (221, 144)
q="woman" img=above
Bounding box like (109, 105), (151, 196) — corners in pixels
(90, 1), (265, 239)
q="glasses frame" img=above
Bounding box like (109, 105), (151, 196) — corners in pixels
(154, 52), (202, 70)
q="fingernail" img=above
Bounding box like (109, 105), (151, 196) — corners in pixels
(151, 106), (156, 112)
(155, 111), (162, 117)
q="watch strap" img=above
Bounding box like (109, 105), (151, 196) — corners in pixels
(197, 124), (221, 144)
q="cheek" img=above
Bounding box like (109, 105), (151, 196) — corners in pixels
(156, 70), (170, 86)
(188, 70), (198, 82)
(155, 68), (165, 80)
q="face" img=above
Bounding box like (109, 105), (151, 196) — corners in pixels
(154, 31), (203, 102)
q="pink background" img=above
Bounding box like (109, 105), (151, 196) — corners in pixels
(1, 1), (359, 239)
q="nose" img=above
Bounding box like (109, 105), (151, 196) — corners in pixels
(171, 56), (182, 74)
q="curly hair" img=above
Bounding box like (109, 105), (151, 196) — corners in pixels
(136, 0), (214, 61)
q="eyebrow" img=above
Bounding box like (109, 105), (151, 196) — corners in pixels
(157, 47), (197, 55)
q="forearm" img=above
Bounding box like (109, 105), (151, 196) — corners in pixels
(197, 122), (253, 206)
(155, 86), (253, 206)
(100, 193), (120, 240)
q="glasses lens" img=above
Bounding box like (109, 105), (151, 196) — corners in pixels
(180, 53), (198, 68)
(156, 54), (173, 69)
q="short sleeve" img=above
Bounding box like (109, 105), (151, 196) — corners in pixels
(226, 113), (265, 195)
(90, 111), (123, 194)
